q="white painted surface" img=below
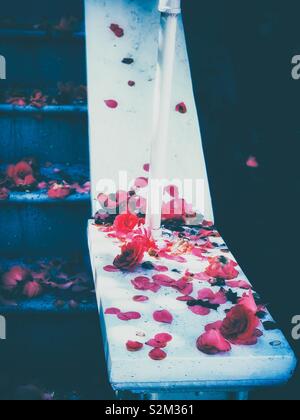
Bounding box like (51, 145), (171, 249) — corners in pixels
(88, 221), (297, 393)
(85, 0), (214, 222)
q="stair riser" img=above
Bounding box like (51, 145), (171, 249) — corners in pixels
(0, 114), (88, 163)
(0, 41), (86, 88)
(0, 202), (91, 258)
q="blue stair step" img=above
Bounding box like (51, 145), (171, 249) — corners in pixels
(0, 164), (91, 258)
(0, 106), (88, 163)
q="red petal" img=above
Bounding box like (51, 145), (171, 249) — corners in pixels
(154, 333), (173, 343)
(153, 310), (173, 324)
(146, 339), (167, 348)
(118, 311), (141, 321)
(226, 280), (251, 290)
(134, 177), (148, 188)
(105, 308), (121, 315)
(194, 272), (211, 281)
(126, 341), (143, 352)
(152, 274), (175, 286)
(105, 99), (118, 109)
(133, 295), (149, 302)
(205, 321), (223, 332)
(188, 306), (210, 316)
(104, 265), (120, 272)
(143, 163), (150, 172)
(149, 348), (167, 361)
(164, 185), (179, 198)
(153, 264), (169, 272)
(176, 296), (195, 302)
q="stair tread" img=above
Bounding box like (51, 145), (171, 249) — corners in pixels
(0, 29), (85, 40)
(0, 293), (97, 314)
(0, 163), (90, 203)
(0, 104), (87, 114)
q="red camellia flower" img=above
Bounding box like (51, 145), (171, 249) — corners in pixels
(220, 304), (260, 345)
(196, 330), (231, 355)
(113, 238), (146, 271)
(1, 266), (31, 292)
(205, 256), (239, 280)
(0, 188), (9, 200)
(113, 213), (139, 235)
(23, 281), (42, 298)
(48, 183), (71, 199)
(6, 161), (36, 188)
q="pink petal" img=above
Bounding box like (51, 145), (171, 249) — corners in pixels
(226, 280), (251, 290)
(104, 265), (120, 273)
(146, 339), (167, 349)
(149, 348), (167, 361)
(134, 177), (148, 188)
(131, 276), (151, 290)
(164, 185), (179, 198)
(118, 311), (142, 321)
(246, 156), (259, 168)
(193, 272), (211, 281)
(192, 248), (204, 258)
(104, 99), (118, 109)
(152, 274), (175, 286)
(154, 333), (173, 343)
(153, 310), (173, 324)
(105, 307), (121, 315)
(159, 252), (187, 263)
(205, 321), (223, 332)
(133, 295), (149, 302)
(126, 341), (143, 352)
(153, 264), (169, 272)
(188, 306), (210, 316)
(197, 288), (215, 301)
(143, 163), (150, 172)
(176, 296), (195, 302)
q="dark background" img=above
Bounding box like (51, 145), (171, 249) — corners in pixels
(183, 0), (299, 399)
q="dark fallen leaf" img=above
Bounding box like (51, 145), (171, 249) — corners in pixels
(122, 58), (134, 65)
(187, 299), (220, 311)
(263, 321), (279, 331)
(225, 288), (239, 304)
(142, 261), (155, 270)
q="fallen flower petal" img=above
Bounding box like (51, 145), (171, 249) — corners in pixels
(134, 177), (148, 188)
(205, 321), (223, 332)
(110, 23), (124, 38)
(0, 187), (9, 200)
(226, 280), (251, 290)
(153, 264), (169, 272)
(154, 333), (173, 343)
(247, 156), (259, 168)
(23, 281), (42, 298)
(126, 341), (143, 352)
(188, 305), (210, 316)
(149, 348), (167, 361)
(103, 265), (120, 273)
(146, 339), (167, 348)
(197, 330), (231, 355)
(118, 311), (141, 321)
(104, 99), (118, 109)
(133, 295), (149, 302)
(176, 102), (187, 114)
(105, 308), (121, 315)
(153, 310), (173, 324)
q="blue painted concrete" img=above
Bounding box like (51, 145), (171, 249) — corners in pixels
(0, 109), (88, 163)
